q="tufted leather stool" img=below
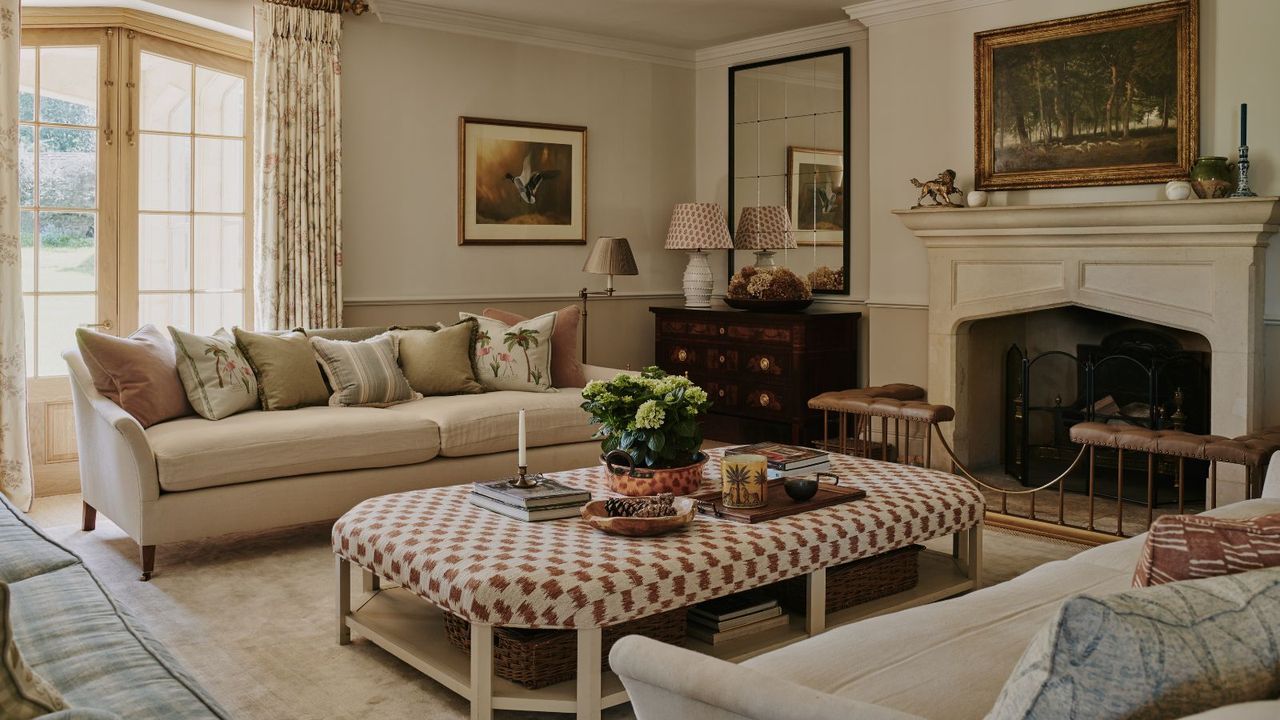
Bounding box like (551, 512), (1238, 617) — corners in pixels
(808, 384), (955, 467)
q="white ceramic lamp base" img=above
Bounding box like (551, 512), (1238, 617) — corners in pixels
(682, 250), (714, 308)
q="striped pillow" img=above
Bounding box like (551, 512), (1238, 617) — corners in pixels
(309, 332), (421, 407)
(1133, 512), (1280, 587)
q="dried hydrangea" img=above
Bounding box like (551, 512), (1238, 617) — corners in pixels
(808, 266), (844, 291)
(727, 265), (811, 301)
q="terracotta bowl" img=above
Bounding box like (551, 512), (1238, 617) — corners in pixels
(581, 497), (697, 537)
(601, 451), (709, 497)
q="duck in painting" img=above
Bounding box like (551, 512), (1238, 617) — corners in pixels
(505, 153), (562, 205)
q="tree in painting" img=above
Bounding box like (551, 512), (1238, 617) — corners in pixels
(992, 19), (1178, 173)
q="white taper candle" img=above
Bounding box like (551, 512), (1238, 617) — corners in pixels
(518, 409), (527, 468)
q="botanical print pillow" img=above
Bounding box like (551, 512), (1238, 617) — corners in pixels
(169, 328), (259, 420)
(460, 312), (557, 393)
(309, 332), (421, 407)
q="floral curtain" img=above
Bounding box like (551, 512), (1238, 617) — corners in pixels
(0, 0), (33, 510)
(253, 3), (343, 329)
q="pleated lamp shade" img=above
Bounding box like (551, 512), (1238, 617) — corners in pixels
(734, 206), (796, 250)
(664, 203), (733, 250)
(582, 236), (639, 276)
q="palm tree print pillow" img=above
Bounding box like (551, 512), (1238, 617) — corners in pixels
(460, 312), (558, 393)
(169, 327), (260, 420)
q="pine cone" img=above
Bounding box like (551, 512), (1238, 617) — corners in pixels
(634, 503), (676, 518)
(604, 497), (645, 517)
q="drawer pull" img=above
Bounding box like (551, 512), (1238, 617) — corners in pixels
(718, 389), (726, 398)
(758, 357), (771, 371)
(718, 327), (726, 335)
(718, 354), (726, 364)
(676, 348), (689, 363)
(758, 392), (771, 407)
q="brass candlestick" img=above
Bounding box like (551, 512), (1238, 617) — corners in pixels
(508, 465), (543, 489)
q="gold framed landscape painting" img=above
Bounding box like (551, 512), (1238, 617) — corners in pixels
(786, 147), (844, 247)
(974, 0), (1198, 190)
(458, 117), (587, 245)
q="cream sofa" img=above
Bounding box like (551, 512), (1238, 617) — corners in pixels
(62, 346), (619, 580)
(611, 459), (1280, 720)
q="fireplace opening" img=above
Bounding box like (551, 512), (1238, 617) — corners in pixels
(961, 306), (1213, 533)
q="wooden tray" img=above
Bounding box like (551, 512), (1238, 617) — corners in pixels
(689, 478), (866, 523)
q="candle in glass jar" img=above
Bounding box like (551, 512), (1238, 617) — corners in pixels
(1241, 103), (1248, 146)
(518, 409), (527, 467)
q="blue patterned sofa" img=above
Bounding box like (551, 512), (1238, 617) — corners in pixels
(0, 495), (227, 719)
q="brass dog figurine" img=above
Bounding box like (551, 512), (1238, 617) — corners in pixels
(910, 169), (963, 208)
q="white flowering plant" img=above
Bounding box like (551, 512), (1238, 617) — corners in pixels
(580, 367), (711, 469)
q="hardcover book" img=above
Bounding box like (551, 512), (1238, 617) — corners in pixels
(731, 442), (828, 470)
(687, 613), (789, 645)
(688, 589), (779, 622)
(468, 493), (585, 522)
(472, 478), (591, 509)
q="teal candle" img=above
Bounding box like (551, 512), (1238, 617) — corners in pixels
(1241, 103), (1248, 146)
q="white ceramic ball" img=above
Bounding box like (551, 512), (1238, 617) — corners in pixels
(1165, 180), (1193, 201)
(966, 191), (989, 208)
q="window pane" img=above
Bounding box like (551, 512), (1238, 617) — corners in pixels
(139, 293), (191, 333)
(140, 52), (192, 133)
(194, 138), (243, 213)
(38, 212), (96, 292)
(19, 48), (34, 122)
(38, 127), (97, 208)
(194, 293), (243, 334)
(194, 216), (243, 290)
(195, 67), (244, 136)
(23, 296), (35, 376)
(139, 214), (191, 291)
(37, 294), (95, 377)
(18, 125), (33, 206)
(19, 211), (34, 292)
(139, 134), (191, 211)
(39, 47), (97, 126)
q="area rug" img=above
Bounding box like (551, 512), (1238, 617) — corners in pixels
(37, 506), (1084, 720)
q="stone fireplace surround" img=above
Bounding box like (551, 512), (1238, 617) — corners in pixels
(895, 197), (1280, 503)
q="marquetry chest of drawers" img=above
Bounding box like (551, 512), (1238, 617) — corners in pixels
(650, 305), (860, 446)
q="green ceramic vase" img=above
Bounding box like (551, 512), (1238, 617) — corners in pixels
(1189, 156), (1236, 199)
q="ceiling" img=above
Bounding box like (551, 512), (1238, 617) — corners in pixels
(375, 0), (858, 49)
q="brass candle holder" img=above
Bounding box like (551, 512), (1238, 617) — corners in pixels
(507, 465), (544, 489)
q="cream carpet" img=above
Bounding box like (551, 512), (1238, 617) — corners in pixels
(31, 494), (1085, 720)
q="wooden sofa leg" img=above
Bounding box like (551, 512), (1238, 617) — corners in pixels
(81, 502), (97, 532)
(140, 545), (156, 582)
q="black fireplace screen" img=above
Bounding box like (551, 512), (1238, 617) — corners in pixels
(1004, 328), (1210, 503)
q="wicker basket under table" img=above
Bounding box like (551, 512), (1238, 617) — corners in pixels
(444, 606), (687, 689)
(777, 544), (923, 613)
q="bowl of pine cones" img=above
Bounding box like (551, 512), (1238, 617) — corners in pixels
(581, 493), (697, 537)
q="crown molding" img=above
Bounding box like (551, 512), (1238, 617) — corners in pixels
(844, 0), (1010, 27)
(694, 20), (863, 69)
(367, 0), (696, 68)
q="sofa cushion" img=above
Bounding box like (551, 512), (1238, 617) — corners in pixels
(483, 306), (585, 388)
(146, 406), (440, 491)
(232, 329), (329, 411)
(9, 565), (227, 719)
(1134, 512), (1280, 587)
(744, 559), (1133, 720)
(75, 325), (193, 428)
(461, 312), (558, 393)
(396, 322), (484, 397)
(987, 567), (1280, 720)
(0, 496), (80, 584)
(1, 581), (68, 718)
(309, 333), (420, 408)
(169, 327), (259, 420)
(383, 390), (595, 458)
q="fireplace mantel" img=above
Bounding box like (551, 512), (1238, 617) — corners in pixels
(894, 196), (1280, 503)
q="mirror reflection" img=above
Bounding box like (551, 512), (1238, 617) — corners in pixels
(730, 49), (849, 293)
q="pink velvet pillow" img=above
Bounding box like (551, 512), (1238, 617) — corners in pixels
(482, 306), (585, 388)
(75, 324), (194, 427)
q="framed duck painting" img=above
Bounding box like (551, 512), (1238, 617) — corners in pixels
(458, 117), (588, 245)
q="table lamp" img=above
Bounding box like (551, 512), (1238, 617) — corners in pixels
(664, 203), (733, 308)
(579, 236), (639, 362)
(735, 206), (796, 267)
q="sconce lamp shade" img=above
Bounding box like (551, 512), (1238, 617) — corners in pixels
(664, 203), (733, 250)
(582, 236), (639, 276)
(735, 206), (796, 250)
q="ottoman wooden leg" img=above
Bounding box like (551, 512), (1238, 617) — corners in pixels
(81, 502), (97, 532)
(139, 545), (155, 581)
(470, 622), (494, 720)
(576, 626), (603, 720)
(362, 569), (380, 593)
(336, 557), (351, 645)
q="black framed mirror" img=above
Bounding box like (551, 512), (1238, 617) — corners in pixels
(728, 47), (850, 295)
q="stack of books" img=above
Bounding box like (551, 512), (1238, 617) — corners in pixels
(687, 590), (787, 645)
(468, 478), (591, 521)
(733, 442), (830, 478)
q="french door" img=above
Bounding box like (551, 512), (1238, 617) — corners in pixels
(19, 24), (251, 495)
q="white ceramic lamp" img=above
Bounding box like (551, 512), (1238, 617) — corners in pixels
(735, 206), (796, 267)
(664, 203), (733, 308)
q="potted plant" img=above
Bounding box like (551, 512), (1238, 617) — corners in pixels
(580, 367), (712, 496)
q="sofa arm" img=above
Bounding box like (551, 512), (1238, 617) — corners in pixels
(609, 636), (924, 720)
(581, 364), (640, 384)
(62, 350), (160, 534)
(1263, 450), (1280, 499)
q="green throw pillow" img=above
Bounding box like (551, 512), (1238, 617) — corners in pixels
(309, 332), (420, 407)
(460, 311), (557, 393)
(0, 582), (68, 719)
(396, 321), (484, 396)
(169, 327), (259, 420)
(232, 328), (329, 411)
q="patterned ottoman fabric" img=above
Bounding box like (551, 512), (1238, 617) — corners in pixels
(1133, 512), (1280, 587)
(332, 449), (984, 630)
